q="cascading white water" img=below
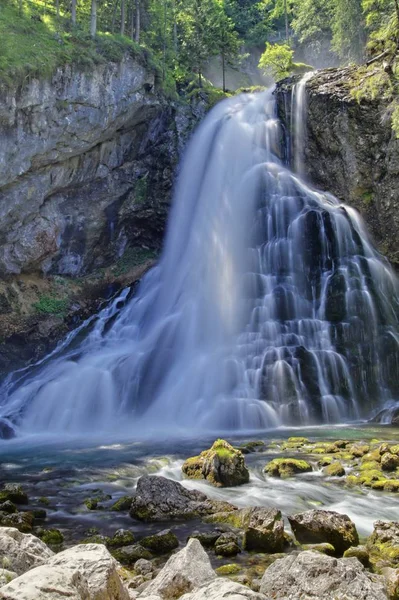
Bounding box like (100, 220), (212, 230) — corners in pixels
(0, 84), (398, 438)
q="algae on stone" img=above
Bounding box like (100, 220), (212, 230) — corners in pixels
(182, 439), (250, 487)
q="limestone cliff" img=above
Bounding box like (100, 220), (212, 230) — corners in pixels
(0, 56), (199, 372)
(276, 67), (399, 268)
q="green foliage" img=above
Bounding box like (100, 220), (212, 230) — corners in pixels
(0, 0), (144, 86)
(33, 295), (69, 317)
(259, 42), (295, 79)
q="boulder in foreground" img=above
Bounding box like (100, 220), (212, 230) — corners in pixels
(0, 527), (54, 576)
(288, 509), (359, 555)
(259, 551), (387, 600)
(182, 439), (250, 487)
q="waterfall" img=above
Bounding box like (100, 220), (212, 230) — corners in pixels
(0, 83), (398, 438)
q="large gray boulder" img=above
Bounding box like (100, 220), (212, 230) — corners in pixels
(243, 507), (285, 552)
(130, 476), (237, 521)
(0, 543), (129, 600)
(259, 551), (387, 600)
(288, 509), (359, 555)
(140, 538), (215, 599)
(0, 565), (89, 600)
(179, 579), (267, 600)
(0, 527), (54, 575)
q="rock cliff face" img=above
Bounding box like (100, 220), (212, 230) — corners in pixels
(276, 67), (399, 268)
(0, 56), (199, 372)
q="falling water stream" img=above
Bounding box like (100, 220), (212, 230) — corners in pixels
(0, 82), (398, 439)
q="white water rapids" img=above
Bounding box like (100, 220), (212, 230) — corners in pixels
(0, 82), (398, 438)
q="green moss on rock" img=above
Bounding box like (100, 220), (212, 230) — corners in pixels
(38, 528), (64, 546)
(215, 563), (241, 575)
(264, 458), (312, 478)
(182, 439), (250, 487)
(323, 462), (345, 477)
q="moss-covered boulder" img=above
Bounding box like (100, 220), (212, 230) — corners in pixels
(182, 439), (249, 487)
(238, 441), (265, 454)
(343, 545), (370, 567)
(0, 510), (34, 533)
(367, 521), (399, 570)
(381, 453), (399, 472)
(112, 543), (152, 565)
(288, 510), (359, 555)
(0, 484), (28, 505)
(110, 496), (133, 511)
(107, 529), (135, 548)
(0, 501), (17, 514)
(281, 437), (310, 450)
(350, 444), (370, 457)
(215, 532), (241, 557)
(318, 456), (334, 467)
(323, 462), (345, 477)
(140, 529), (179, 555)
(264, 458), (312, 478)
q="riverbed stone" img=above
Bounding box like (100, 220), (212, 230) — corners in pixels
(182, 439), (250, 487)
(242, 507), (285, 553)
(140, 530), (179, 555)
(112, 544), (152, 565)
(323, 462), (346, 477)
(108, 529), (135, 548)
(381, 453), (399, 472)
(215, 532), (241, 557)
(111, 496), (133, 511)
(302, 542), (335, 555)
(188, 530), (221, 548)
(367, 521), (399, 570)
(0, 484), (28, 505)
(382, 567), (399, 600)
(0, 527), (54, 575)
(259, 551), (387, 600)
(140, 539), (216, 599)
(344, 545), (371, 566)
(264, 458), (312, 478)
(288, 509), (359, 555)
(134, 559), (154, 576)
(0, 565), (90, 600)
(129, 475), (237, 521)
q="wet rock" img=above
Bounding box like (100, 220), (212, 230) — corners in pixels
(302, 542), (335, 555)
(179, 579), (266, 599)
(344, 545), (371, 567)
(350, 444), (370, 458)
(112, 544), (152, 565)
(0, 527), (54, 575)
(288, 509), (359, 555)
(111, 496), (133, 511)
(367, 521), (399, 570)
(259, 551), (387, 600)
(107, 529), (135, 548)
(0, 484), (28, 504)
(264, 458), (312, 478)
(182, 439), (250, 487)
(0, 511), (35, 533)
(215, 532), (241, 557)
(0, 501), (17, 514)
(129, 475), (237, 521)
(0, 419), (15, 440)
(134, 559), (154, 576)
(215, 564), (241, 575)
(32, 508), (47, 520)
(381, 453), (399, 472)
(140, 529), (179, 555)
(238, 441), (265, 454)
(242, 507), (285, 553)
(140, 538), (216, 599)
(323, 462), (346, 477)
(188, 531), (221, 548)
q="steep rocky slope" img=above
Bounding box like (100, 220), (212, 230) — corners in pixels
(276, 67), (399, 268)
(0, 56), (200, 372)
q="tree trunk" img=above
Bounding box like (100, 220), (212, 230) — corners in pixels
(111, 0), (119, 33)
(135, 0), (140, 43)
(55, 0), (60, 20)
(162, 0), (167, 81)
(173, 0), (178, 53)
(285, 0), (289, 40)
(90, 0), (97, 38)
(222, 52), (226, 93)
(130, 0), (135, 39)
(71, 0), (77, 25)
(120, 0), (126, 35)
(18, 0), (23, 15)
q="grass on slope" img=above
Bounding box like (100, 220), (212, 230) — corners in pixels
(0, 0), (146, 87)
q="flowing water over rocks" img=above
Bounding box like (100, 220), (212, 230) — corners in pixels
(0, 84), (397, 437)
